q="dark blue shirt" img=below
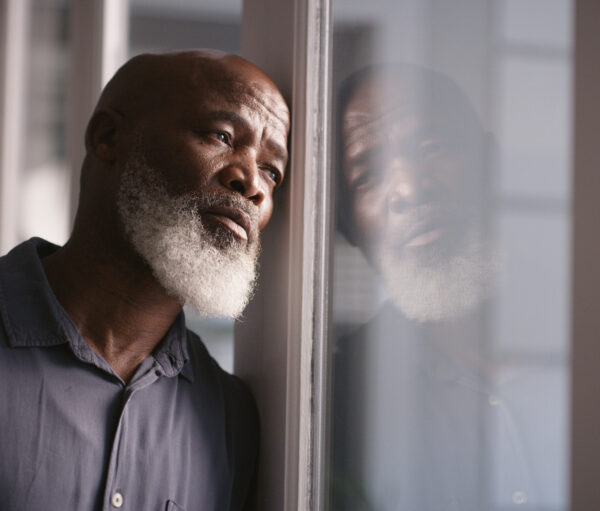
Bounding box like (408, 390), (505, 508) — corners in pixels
(0, 238), (258, 511)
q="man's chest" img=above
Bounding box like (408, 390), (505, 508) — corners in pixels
(0, 345), (231, 511)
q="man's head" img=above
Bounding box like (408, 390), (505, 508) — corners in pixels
(78, 51), (290, 318)
(337, 64), (496, 322)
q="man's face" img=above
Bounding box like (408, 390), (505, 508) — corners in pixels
(132, 58), (289, 238)
(117, 58), (289, 318)
(341, 72), (494, 321)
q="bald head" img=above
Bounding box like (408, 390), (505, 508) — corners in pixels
(86, 51), (289, 153)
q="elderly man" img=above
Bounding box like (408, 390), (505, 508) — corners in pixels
(0, 51), (289, 510)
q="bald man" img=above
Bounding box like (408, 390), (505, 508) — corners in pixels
(0, 51), (289, 510)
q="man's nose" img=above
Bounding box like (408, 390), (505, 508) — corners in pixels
(387, 157), (435, 212)
(219, 149), (264, 205)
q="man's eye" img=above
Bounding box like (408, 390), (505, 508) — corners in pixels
(353, 172), (373, 190)
(263, 166), (282, 186)
(351, 165), (380, 191)
(213, 131), (231, 144)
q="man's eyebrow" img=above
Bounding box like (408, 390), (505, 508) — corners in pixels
(205, 110), (250, 128)
(205, 110), (288, 163)
(265, 140), (288, 164)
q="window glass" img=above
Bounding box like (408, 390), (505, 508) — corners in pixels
(328, 1), (572, 510)
(128, 0), (242, 372)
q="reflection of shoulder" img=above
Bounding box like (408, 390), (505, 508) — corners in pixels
(185, 328), (259, 430)
(334, 300), (410, 352)
(185, 329), (259, 487)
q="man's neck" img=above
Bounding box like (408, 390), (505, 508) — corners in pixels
(42, 236), (182, 383)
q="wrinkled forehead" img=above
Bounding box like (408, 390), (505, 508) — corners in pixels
(188, 58), (290, 130)
(344, 73), (439, 134)
(341, 71), (479, 153)
(342, 77), (427, 156)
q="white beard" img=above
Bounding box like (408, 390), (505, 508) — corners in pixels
(117, 156), (260, 319)
(378, 228), (498, 323)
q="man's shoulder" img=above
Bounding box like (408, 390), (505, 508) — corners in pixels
(184, 328), (258, 417)
(183, 328), (259, 484)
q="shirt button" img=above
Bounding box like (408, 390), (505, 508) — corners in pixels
(512, 490), (527, 505)
(111, 491), (124, 508)
(488, 395), (501, 406)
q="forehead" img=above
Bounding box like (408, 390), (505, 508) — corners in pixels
(197, 80), (289, 132)
(341, 74), (465, 159)
(342, 84), (424, 164)
(189, 59), (289, 129)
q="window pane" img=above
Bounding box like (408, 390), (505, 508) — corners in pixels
(327, 1), (572, 510)
(128, 0), (242, 372)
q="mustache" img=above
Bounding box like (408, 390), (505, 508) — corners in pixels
(184, 191), (260, 244)
(187, 192), (258, 224)
(383, 201), (472, 251)
(395, 203), (445, 223)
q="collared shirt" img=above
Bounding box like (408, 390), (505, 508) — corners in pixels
(0, 238), (258, 511)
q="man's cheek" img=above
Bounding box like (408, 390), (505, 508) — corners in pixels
(352, 198), (383, 247)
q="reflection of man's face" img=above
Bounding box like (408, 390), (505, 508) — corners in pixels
(341, 69), (495, 322)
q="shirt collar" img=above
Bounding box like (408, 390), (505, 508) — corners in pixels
(0, 238), (70, 348)
(153, 311), (194, 382)
(0, 237), (194, 381)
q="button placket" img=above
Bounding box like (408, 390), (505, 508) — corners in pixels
(103, 370), (162, 510)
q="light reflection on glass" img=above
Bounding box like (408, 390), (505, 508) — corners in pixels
(328, 1), (571, 510)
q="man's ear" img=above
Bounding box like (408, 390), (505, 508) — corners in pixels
(84, 109), (123, 162)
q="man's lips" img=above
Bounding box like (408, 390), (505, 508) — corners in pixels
(399, 219), (446, 249)
(202, 207), (252, 241)
(404, 227), (444, 248)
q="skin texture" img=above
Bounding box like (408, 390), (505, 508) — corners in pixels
(41, 51), (290, 382)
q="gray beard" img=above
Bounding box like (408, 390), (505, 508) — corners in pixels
(378, 227), (498, 322)
(117, 156), (260, 319)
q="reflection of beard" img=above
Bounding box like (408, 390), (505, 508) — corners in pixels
(117, 155), (260, 319)
(377, 208), (497, 323)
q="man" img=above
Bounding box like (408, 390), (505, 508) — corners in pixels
(331, 65), (564, 510)
(0, 50), (289, 510)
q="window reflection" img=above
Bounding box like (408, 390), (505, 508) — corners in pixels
(329, 1), (571, 510)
